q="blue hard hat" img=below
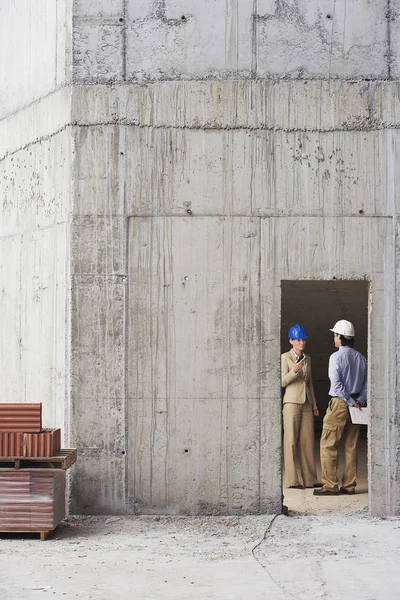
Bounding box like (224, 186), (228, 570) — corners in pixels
(288, 324), (309, 339)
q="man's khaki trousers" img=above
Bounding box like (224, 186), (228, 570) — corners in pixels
(283, 402), (318, 487)
(320, 397), (361, 491)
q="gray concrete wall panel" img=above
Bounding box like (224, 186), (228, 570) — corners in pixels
(0, 225), (68, 433)
(260, 398), (282, 512)
(394, 218), (400, 513)
(127, 217), (261, 400)
(126, 216), (277, 513)
(70, 275), (126, 513)
(389, 1), (400, 78)
(0, 88), (72, 161)
(128, 396), (276, 514)
(0, 132), (71, 236)
(0, 0), (72, 118)
(73, 21), (124, 82)
(256, 0), (388, 79)
(0, 236), (23, 401)
(71, 81), (400, 131)
(127, 217), (170, 403)
(74, 125), (125, 215)
(123, 127), (397, 217)
(0, 123), (71, 438)
(73, 1), (391, 82)
(75, 0), (124, 17)
(126, 0), (253, 80)
(71, 276), (126, 400)
(262, 216), (397, 516)
(70, 447), (126, 513)
(72, 217), (126, 275)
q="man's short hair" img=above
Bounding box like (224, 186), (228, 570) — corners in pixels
(340, 335), (354, 347)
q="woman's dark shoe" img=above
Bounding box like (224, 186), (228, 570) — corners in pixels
(339, 487), (356, 495)
(288, 485), (305, 489)
(305, 483), (323, 488)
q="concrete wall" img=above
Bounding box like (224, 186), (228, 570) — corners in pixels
(69, 1), (400, 515)
(0, 0), (72, 119)
(73, 0), (392, 81)
(0, 127), (72, 433)
(2, 1), (400, 516)
(0, 0), (72, 435)
(69, 77), (400, 516)
(0, 0), (73, 435)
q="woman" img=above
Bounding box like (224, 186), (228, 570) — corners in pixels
(281, 324), (320, 489)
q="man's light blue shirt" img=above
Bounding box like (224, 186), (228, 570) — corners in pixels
(328, 346), (367, 407)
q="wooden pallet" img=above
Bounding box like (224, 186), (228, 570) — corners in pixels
(0, 529), (54, 541)
(0, 448), (77, 470)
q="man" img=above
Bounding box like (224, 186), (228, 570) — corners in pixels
(314, 320), (367, 496)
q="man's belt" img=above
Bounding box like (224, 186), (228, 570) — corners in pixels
(330, 394), (360, 400)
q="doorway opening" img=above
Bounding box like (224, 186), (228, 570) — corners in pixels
(280, 280), (369, 514)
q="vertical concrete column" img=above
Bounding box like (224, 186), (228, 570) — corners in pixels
(70, 125), (127, 513)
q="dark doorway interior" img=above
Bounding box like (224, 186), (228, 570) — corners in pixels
(280, 280), (369, 511)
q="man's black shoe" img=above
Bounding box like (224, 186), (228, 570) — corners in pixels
(313, 487), (340, 496)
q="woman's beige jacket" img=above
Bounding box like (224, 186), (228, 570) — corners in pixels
(281, 350), (317, 410)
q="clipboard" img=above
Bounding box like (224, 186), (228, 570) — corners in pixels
(348, 406), (369, 425)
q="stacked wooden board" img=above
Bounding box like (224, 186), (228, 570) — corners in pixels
(0, 403), (76, 540)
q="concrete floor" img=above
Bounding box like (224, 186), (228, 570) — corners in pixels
(284, 435), (368, 515)
(2, 434), (397, 600)
(2, 496), (400, 600)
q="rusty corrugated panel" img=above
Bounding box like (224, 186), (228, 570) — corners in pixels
(0, 471), (66, 531)
(22, 429), (62, 458)
(0, 404), (42, 432)
(0, 432), (24, 457)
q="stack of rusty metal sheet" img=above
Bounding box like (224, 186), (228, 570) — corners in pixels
(0, 471), (65, 535)
(0, 403), (76, 540)
(0, 403), (61, 458)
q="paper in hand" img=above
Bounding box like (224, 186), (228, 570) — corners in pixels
(349, 406), (369, 425)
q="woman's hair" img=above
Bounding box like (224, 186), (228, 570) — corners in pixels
(339, 335), (354, 347)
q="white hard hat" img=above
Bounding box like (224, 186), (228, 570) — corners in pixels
(329, 320), (355, 339)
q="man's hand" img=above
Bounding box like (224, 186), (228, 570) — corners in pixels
(354, 400), (362, 411)
(313, 408), (319, 417)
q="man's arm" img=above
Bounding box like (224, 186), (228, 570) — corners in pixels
(329, 355), (351, 403)
(358, 361), (367, 406)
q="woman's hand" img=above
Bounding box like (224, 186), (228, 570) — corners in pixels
(313, 408), (319, 417)
(293, 356), (305, 374)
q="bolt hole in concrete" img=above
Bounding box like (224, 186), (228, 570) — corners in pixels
(181, 15), (186, 20)
(119, 17), (123, 22)
(281, 280), (369, 515)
